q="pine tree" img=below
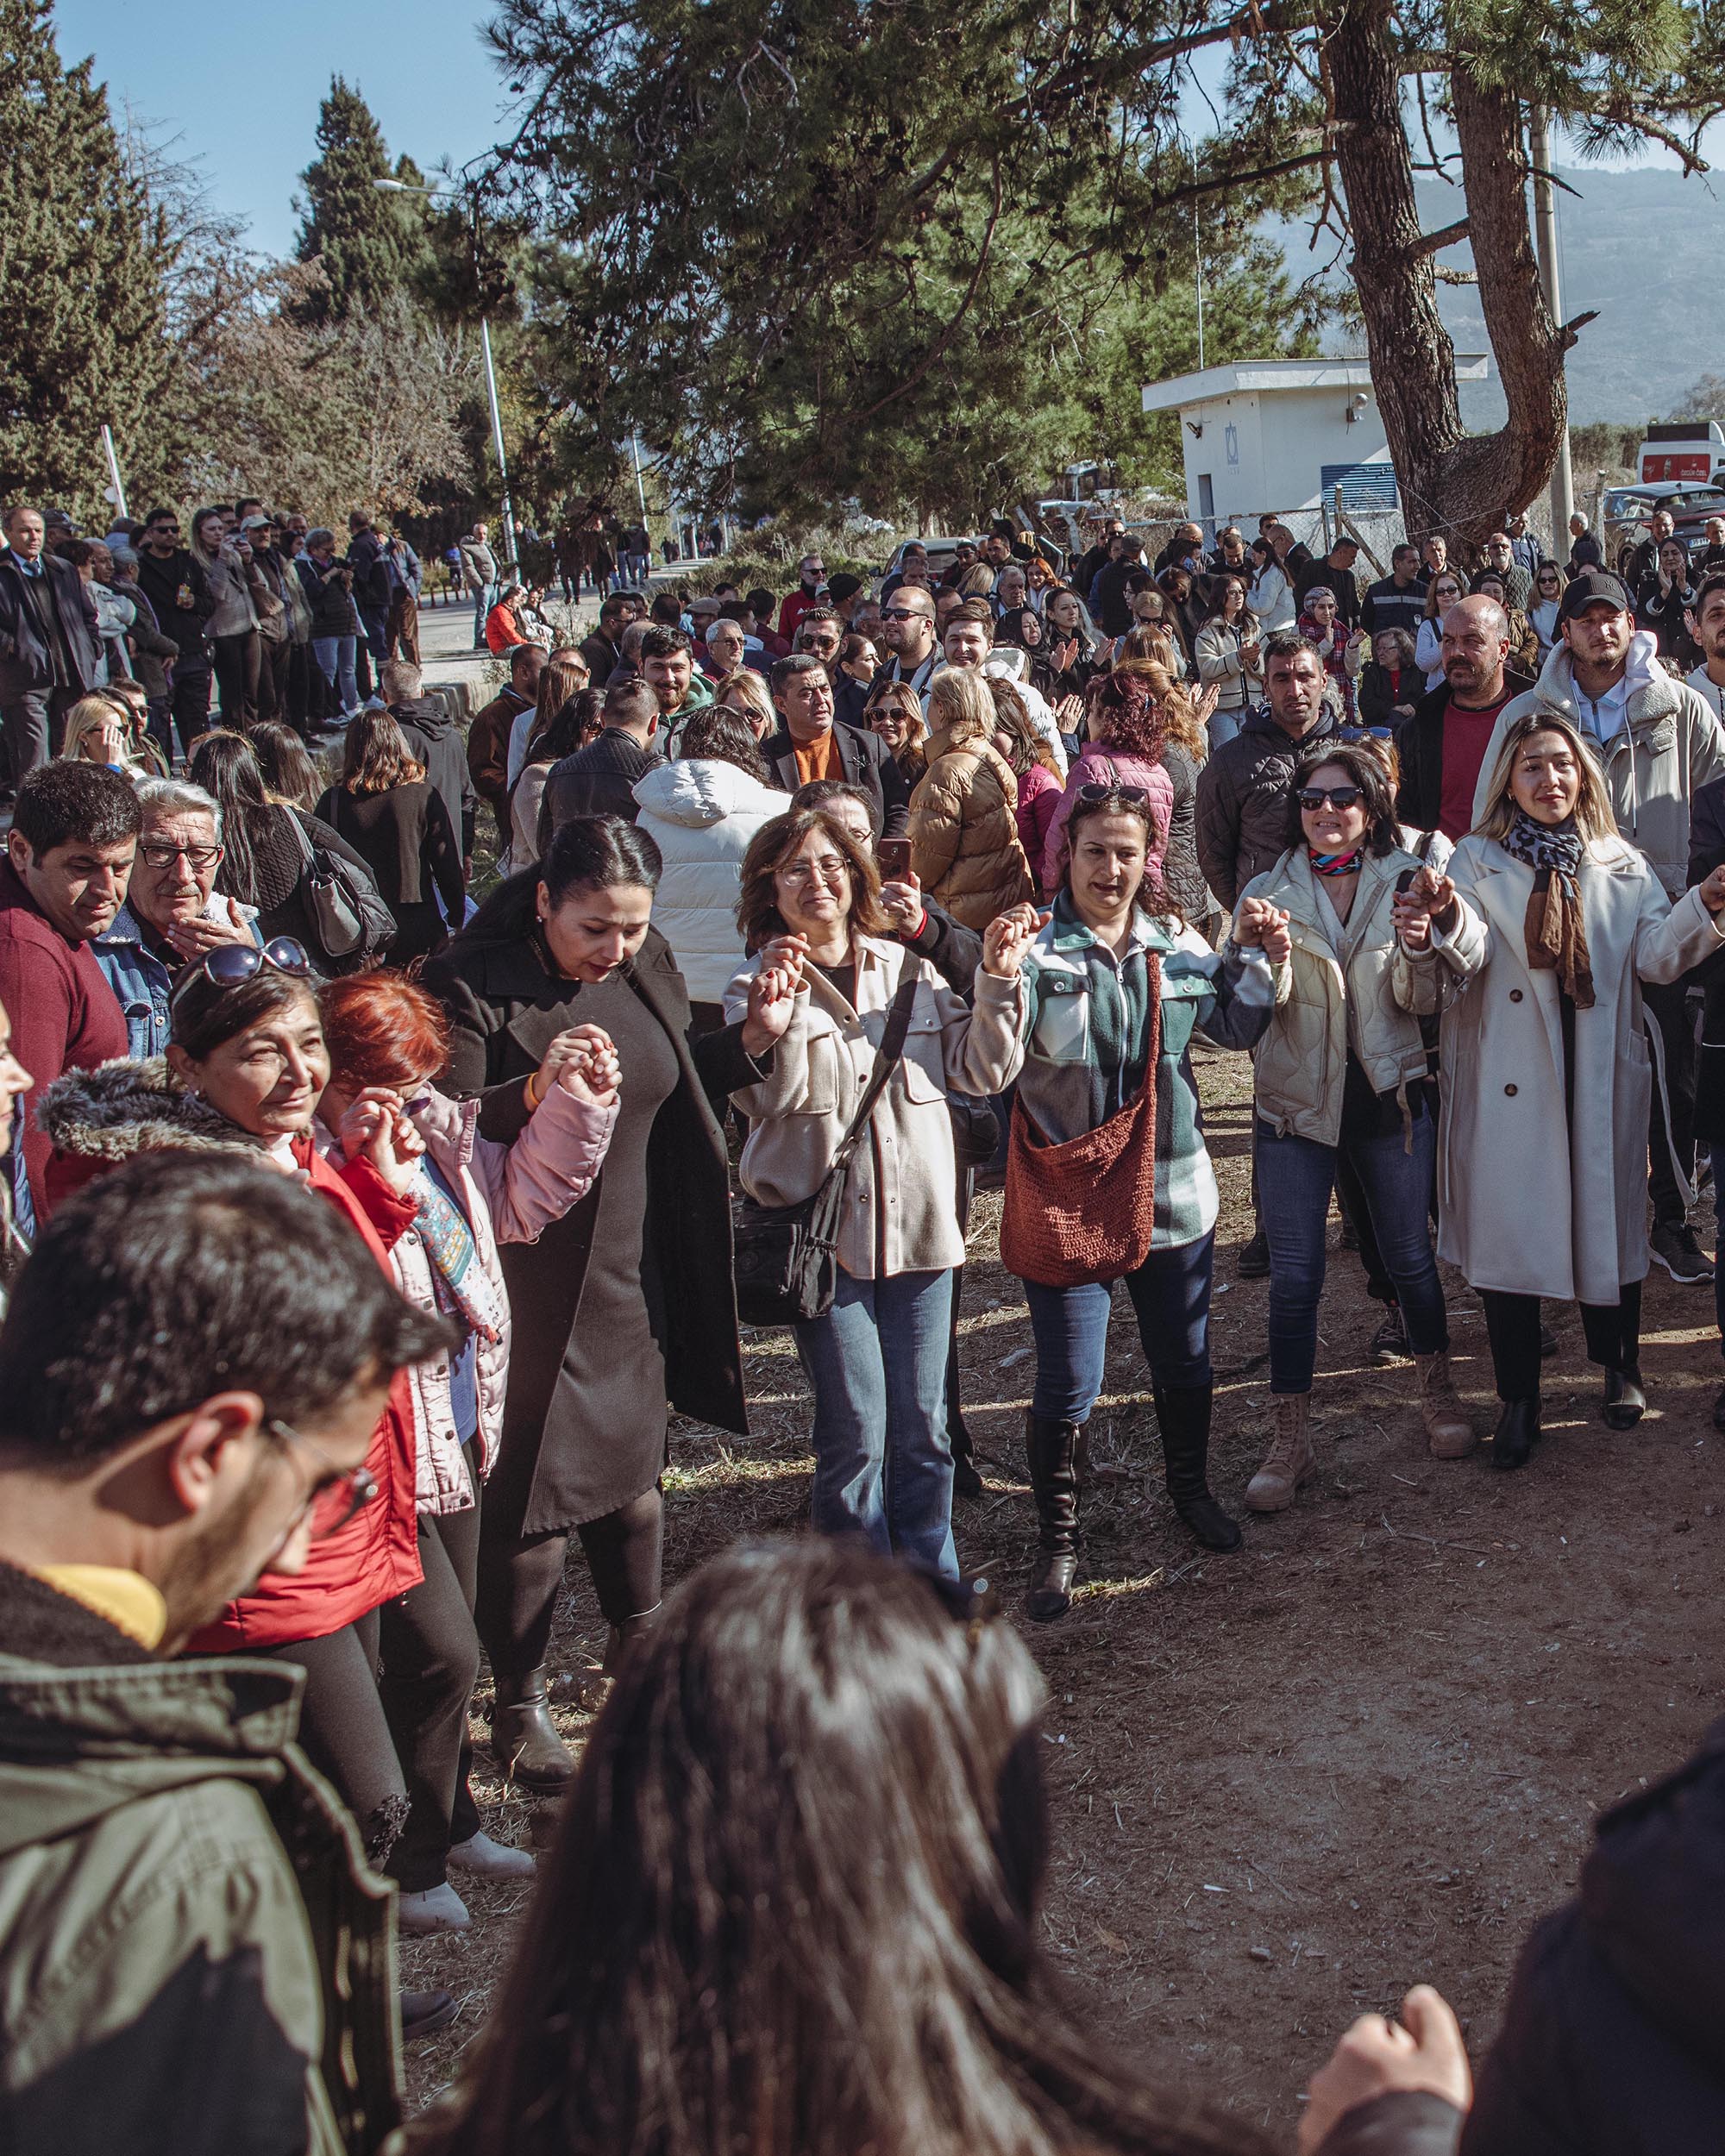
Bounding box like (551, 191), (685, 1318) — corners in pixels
(0, 0), (173, 513)
(294, 78), (417, 324)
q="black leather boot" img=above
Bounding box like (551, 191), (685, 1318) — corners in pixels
(1491, 1397), (1541, 1471)
(489, 1668), (574, 1792)
(601, 1603), (662, 1676)
(1024, 1411), (1081, 1621)
(1155, 1382), (1243, 1552)
(1603, 1368), (1647, 1429)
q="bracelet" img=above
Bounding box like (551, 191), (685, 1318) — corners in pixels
(524, 1069), (545, 1112)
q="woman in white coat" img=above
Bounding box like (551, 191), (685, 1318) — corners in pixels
(1403, 709), (1725, 1468)
(630, 704), (786, 1025)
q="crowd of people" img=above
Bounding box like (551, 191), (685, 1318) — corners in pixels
(3, 487), (1724, 2154)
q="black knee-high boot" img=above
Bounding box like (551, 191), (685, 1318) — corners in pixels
(1024, 1412), (1081, 1620)
(1154, 1382), (1243, 1551)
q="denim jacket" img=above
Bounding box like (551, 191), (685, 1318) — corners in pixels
(91, 902), (263, 1061)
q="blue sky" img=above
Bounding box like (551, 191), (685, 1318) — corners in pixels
(56, 0), (514, 258)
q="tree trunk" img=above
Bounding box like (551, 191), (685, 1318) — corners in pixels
(1328, 1), (1572, 552)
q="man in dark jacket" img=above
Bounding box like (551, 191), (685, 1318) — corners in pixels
(0, 504), (102, 787)
(760, 653), (910, 837)
(1195, 632), (1349, 910)
(538, 678), (664, 848)
(468, 644), (545, 851)
(580, 592), (633, 685)
(1092, 535), (1148, 637)
(133, 506), (216, 748)
(380, 661), (475, 873)
(0, 1151), (457, 2155)
(1394, 596), (1532, 840)
(1294, 536), (1363, 626)
(1361, 543), (1427, 637)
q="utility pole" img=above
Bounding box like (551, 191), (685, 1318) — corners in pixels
(1529, 108), (1575, 550)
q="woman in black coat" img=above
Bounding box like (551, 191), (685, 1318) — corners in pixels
(421, 815), (782, 1791)
(314, 710), (464, 964)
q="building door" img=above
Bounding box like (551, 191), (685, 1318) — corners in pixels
(1196, 473), (1214, 542)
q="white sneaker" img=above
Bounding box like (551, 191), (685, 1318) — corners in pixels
(446, 1830), (536, 1881)
(396, 1881), (471, 1935)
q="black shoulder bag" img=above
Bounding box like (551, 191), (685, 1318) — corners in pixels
(732, 975), (919, 1327)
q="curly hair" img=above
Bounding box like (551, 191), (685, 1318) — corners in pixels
(1085, 667), (1166, 760)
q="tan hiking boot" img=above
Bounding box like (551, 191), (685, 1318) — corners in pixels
(1416, 1351), (1477, 1459)
(1245, 1394), (1315, 1513)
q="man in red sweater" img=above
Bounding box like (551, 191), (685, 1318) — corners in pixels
(0, 762), (138, 1225)
(776, 552), (827, 643)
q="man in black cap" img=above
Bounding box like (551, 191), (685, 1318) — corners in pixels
(825, 571), (866, 626)
(1471, 566), (1725, 1282)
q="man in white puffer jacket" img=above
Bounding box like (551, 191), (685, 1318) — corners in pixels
(632, 705), (787, 1020)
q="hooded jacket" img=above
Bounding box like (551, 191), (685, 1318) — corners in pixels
(1470, 636), (1725, 898)
(0, 1562), (398, 2156)
(389, 695), (476, 862)
(631, 757), (786, 1000)
(35, 1059), (423, 1646)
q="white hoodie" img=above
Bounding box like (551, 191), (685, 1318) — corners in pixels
(631, 757), (787, 1000)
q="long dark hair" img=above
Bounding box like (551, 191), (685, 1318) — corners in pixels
(250, 722), (323, 811)
(408, 1541), (1266, 2156)
(341, 710), (426, 795)
(456, 814), (663, 948)
(188, 732), (276, 907)
(529, 689), (604, 768)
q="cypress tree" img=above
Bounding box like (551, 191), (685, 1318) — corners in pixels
(0, 0), (173, 511)
(294, 78), (417, 324)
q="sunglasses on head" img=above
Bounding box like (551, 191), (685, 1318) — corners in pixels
(1075, 782), (1151, 807)
(1296, 786), (1363, 812)
(168, 937), (314, 1006)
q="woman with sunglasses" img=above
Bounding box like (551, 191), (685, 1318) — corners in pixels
(957, 787), (1288, 1618)
(36, 937), (439, 1877)
(315, 968), (619, 1929)
(1237, 743), (1473, 1514)
(862, 677), (931, 785)
(1415, 567), (1470, 689)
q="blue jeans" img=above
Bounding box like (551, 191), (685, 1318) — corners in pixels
(311, 635), (358, 715)
(1025, 1233), (1214, 1422)
(1256, 1102), (1446, 1394)
(472, 583), (495, 647)
(793, 1266), (957, 1576)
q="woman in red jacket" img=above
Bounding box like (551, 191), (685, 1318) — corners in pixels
(39, 939), (441, 1866)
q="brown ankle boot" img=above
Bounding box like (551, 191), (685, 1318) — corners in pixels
(1244, 1394), (1315, 1513)
(1415, 1351), (1477, 1458)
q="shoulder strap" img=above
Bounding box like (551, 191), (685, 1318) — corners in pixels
(284, 808), (317, 868)
(830, 972), (921, 1175)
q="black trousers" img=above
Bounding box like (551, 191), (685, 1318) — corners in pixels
(263, 1608), (405, 1866)
(171, 662), (213, 744)
(1480, 1282), (1643, 1402)
(0, 686), (77, 787)
(379, 1454), (484, 1892)
(476, 1483), (665, 1677)
(1644, 976), (1698, 1229)
(211, 629), (260, 730)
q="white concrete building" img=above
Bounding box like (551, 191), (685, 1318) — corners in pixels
(1139, 356), (1491, 536)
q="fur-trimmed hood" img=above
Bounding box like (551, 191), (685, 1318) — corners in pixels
(35, 1056), (260, 1163)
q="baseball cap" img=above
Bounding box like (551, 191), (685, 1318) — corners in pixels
(1558, 568), (1633, 623)
(241, 513), (273, 532)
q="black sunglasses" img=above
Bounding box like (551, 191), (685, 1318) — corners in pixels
(1296, 786), (1364, 812)
(168, 937), (314, 1006)
(881, 605), (928, 622)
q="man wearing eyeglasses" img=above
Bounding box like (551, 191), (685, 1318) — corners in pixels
(133, 505), (216, 746)
(0, 1150), (458, 2153)
(91, 777), (261, 1058)
(878, 584), (939, 704)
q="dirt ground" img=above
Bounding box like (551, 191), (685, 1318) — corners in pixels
(401, 1043), (1725, 2140)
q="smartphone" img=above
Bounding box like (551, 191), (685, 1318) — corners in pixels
(877, 838), (914, 881)
(1395, 868), (1416, 895)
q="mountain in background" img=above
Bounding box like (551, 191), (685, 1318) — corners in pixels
(1283, 165), (1723, 429)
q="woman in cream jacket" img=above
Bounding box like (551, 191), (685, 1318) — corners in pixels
(724, 805), (975, 1577)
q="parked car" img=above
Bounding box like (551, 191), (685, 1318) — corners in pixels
(1602, 483), (1725, 573)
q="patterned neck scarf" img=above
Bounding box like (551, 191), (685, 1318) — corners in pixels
(1503, 809), (1594, 1009)
(1308, 848), (1362, 877)
(412, 1163), (506, 1344)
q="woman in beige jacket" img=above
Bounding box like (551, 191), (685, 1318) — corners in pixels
(906, 668), (1034, 930)
(1411, 709), (1725, 1468)
(724, 805), (975, 1576)
(1239, 741), (1471, 1514)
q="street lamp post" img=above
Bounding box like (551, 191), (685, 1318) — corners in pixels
(374, 178), (519, 577)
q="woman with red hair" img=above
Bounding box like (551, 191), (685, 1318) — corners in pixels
(315, 968), (619, 1934)
(1038, 667), (1177, 895)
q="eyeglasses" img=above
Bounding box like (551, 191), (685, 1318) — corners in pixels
(779, 855), (851, 885)
(1076, 782), (1151, 806)
(139, 837), (223, 873)
(168, 936), (314, 1006)
(1295, 786), (1364, 812)
(266, 1417), (379, 1539)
